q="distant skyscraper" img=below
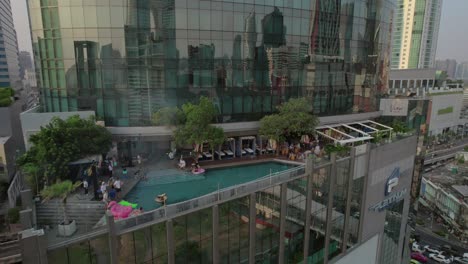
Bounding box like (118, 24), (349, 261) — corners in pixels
(435, 59), (457, 79)
(391, 0), (442, 69)
(18, 51), (33, 80)
(0, 0), (20, 90)
(456, 62), (468, 80)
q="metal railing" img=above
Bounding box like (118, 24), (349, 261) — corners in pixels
(7, 171), (23, 208)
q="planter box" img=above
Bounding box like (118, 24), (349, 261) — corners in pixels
(58, 220), (77, 237)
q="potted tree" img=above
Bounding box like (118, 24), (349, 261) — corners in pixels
(371, 132), (384, 146)
(41, 180), (81, 237)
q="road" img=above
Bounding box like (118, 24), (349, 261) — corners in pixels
(416, 226), (467, 254)
(412, 226), (467, 264)
(426, 138), (468, 155)
(424, 138), (468, 165)
(424, 144), (468, 165)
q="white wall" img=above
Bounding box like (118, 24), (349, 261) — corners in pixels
(429, 93), (463, 135)
(332, 235), (379, 264)
(20, 107), (95, 150)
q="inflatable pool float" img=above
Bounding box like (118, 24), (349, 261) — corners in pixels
(192, 168), (205, 175)
(108, 201), (133, 219)
(155, 193), (168, 204)
(118, 200), (138, 209)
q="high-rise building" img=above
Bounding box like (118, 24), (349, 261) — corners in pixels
(28, 0), (393, 127)
(21, 2), (423, 264)
(0, 0), (20, 90)
(391, 0), (442, 69)
(435, 59), (458, 79)
(456, 62), (468, 80)
(18, 51), (33, 80)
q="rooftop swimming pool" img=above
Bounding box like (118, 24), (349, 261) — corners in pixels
(125, 161), (296, 210)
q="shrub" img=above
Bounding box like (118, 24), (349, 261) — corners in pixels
(0, 87), (14, 107)
(0, 180), (8, 202)
(434, 230), (446, 237)
(7, 207), (20, 224)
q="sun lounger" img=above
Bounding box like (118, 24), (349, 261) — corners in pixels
(241, 149), (247, 155)
(224, 150), (234, 155)
(223, 150), (234, 157)
(244, 148), (254, 154)
(214, 151), (225, 158)
(256, 147), (266, 154)
(203, 152), (213, 159)
(266, 147), (274, 153)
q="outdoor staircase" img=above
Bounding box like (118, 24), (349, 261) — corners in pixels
(35, 200), (106, 231)
(0, 234), (21, 264)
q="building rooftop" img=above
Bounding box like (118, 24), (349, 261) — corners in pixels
(452, 185), (468, 198)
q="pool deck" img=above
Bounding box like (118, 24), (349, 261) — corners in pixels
(42, 155), (306, 245)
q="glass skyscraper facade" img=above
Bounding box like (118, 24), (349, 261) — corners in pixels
(0, 0), (20, 89)
(390, 0), (442, 69)
(28, 0), (395, 126)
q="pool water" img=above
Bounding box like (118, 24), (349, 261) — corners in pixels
(125, 162), (295, 210)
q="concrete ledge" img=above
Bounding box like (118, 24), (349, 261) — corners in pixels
(106, 112), (382, 139)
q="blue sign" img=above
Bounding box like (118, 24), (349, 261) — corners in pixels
(369, 189), (407, 212)
(385, 167), (400, 196)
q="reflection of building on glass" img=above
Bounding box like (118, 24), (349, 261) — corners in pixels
(30, 0), (393, 125)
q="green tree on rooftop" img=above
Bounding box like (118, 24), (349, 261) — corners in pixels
(18, 115), (112, 190)
(173, 97), (224, 159)
(0, 87), (15, 107)
(259, 98), (319, 153)
(41, 180), (81, 225)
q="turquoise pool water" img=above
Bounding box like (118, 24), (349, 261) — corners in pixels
(125, 162), (295, 210)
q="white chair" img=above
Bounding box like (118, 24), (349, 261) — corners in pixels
(202, 151), (213, 159)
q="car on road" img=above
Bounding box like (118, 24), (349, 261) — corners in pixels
(412, 242), (425, 253)
(442, 245), (458, 256)
(425, 245), (443, 255)
(429, 254), (452, 263)
(454, 257), (468, 264)
(411, 252), (428, 263)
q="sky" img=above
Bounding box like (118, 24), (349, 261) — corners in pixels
(10, 0), (468, 62)
(436, 0), (468, 62)
(11, 0), (32, 55)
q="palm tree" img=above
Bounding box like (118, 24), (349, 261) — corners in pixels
(41, 180), (81, 225)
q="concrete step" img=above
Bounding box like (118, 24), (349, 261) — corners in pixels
(0, 254), (21, 264)
(36, 200), (105, 228)
(0, 239), (20, 259)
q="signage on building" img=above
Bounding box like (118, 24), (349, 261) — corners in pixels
(385, 168), (400, 196)
(380, 99), (409, 116)
(355, 144), (367, 156)
(369, 189), (407, 212)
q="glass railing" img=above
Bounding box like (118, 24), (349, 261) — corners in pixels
(46, 165), (306, 250)
(114, 165), (306, 234)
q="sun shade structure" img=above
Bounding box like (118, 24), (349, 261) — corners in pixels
(315, 120), (393, 145)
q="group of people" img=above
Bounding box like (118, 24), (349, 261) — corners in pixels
(281, 141), (323, 161)
(177, 156), (203, 171)
(100, 177), (123, 205)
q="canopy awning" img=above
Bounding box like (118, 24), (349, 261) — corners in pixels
(316, 120), (393, 146)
